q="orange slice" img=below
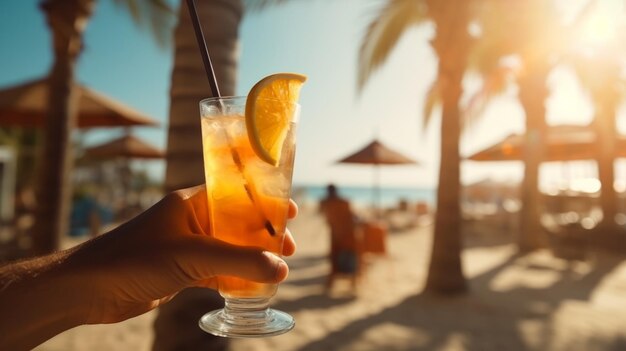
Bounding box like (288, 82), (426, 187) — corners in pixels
(246, 73), (307, 165)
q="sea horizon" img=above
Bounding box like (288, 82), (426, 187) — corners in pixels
(292, 183), (436, 209)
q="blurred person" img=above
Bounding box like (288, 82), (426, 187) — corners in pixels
(69, 187), (105, 238)
(0, 185), (297, 350)
(318, 184), (362, 292)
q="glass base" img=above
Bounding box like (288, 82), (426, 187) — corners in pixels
(198, 297), (295, 338)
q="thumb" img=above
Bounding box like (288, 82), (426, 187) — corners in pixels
(176, 235), (289, 284)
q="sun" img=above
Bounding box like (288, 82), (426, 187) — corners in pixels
(578, 4), (619, 47)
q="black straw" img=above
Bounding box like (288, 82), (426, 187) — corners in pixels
(184, 0), (276, 236)
(185, 0), (221, 98)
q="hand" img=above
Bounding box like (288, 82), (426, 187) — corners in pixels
(1, 185), (298, 350)
(64, 185), (298, 324)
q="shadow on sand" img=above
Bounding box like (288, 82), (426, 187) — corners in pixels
(275, 293), (357, 313)
(278, 243), (625, 351)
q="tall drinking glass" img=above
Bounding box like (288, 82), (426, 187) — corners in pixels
(198, 96), (298, 337)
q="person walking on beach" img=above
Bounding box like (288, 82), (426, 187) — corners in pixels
(319, 184), (362, 292)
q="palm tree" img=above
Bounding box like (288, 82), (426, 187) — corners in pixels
(467, 0), (600, 252)
(30, 0), (172, 255)
(560, 2), (626, 245)
(164, 0), (241, 192)
(358, 0), (475, 294)
(569, 39), (626, 243)
(153, 1), (242, 350)
(476, 0), (563, 252)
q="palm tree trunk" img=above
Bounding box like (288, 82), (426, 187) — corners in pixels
(593, 103), (626, 252)
(425, 69), (466, 294)
(164, 0), (241, 191)
(517, 66), (549, 252)
(154, 1), (242, 350)
(31, 0), (94, 255)
(594, 99), (619, 232)
(425, 5), (470, 294)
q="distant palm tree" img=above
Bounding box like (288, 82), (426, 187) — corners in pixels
(569, 39), (626, 238)
(468, 0), (601, 252)
(31, 0), (172, 255)
(359, 0), (475, 294)
(468, 0), (568, 252)
(558, 1), (626, 248)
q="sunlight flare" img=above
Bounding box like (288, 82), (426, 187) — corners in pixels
(578, 4), (619, 47)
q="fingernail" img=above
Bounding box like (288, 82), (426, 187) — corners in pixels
(275, 259), (288, 282)
(263, 252), (289, 282)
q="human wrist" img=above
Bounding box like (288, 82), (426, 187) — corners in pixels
(0, 249), (91, 349)
(47, 247), (95, 325)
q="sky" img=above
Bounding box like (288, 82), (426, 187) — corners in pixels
(0, 0), (624, 190)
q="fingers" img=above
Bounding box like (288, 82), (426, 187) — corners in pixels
(175, 184), (207, 201)
(172, 186), (298, 284)
(183, 185), (297, 225)
(282, 229), (296, 257)
(180, 236), (289, 284)
(288, 199), (298, 219)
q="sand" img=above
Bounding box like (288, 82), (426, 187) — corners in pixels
(35, 206), (626, 351)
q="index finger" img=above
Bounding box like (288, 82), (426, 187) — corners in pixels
(288, 199), (298, 219)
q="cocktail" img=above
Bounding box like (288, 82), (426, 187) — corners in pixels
(198, 74), (306, 337)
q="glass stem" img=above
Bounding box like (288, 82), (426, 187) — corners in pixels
(223, 297), (271, 325)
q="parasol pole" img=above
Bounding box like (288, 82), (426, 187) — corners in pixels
(373, 128), (381, 219)
(374, 163), (381, 219)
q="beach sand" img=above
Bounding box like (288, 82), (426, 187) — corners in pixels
(35, 206), (626, 351)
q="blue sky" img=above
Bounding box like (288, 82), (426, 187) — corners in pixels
(0, 0), (623, 190)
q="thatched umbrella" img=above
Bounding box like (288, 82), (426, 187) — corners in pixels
(0, 78), (159, 128)
(83, 134), (164, 159)
(336, 139), (418, 214)
(81, 134), (164, 219)
(466, 124), (626, 162)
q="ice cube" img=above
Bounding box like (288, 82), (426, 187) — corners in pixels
(243, 159), (290, 197)
(201, 105), (221, 116)
(211, 175), (246, 200)
(260, 173), (290, 197)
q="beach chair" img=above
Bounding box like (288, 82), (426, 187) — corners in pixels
(362, 221), (387, 256)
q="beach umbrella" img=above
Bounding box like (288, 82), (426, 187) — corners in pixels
(336, 139), (417, 165)
(335, 139), (418, 215)
(83, 134), (164, 159)
(82, 134), (164, 214)
(0, 78), (159, 128)
(466, 124), (626, 162)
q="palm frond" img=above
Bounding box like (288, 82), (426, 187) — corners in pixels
(112, 0), (175, 49)
(467, 0), (519, 73)
(358, 0), (428, 93)
(422, 79), (440, 132)
(463, 64), (514, 128)
(115, 0), (141, 23)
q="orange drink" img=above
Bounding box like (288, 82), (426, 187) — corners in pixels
(198, 80), (303, 337)
(201, 111), (296, 298)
